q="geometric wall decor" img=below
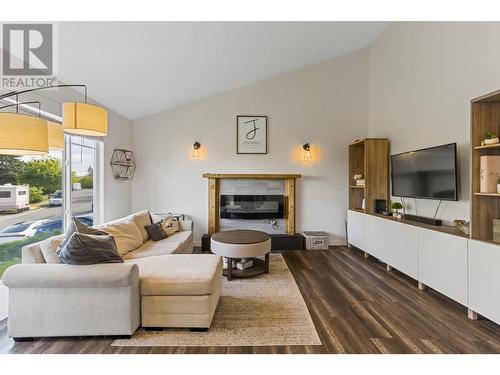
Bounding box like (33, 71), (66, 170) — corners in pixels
(110, 149), (136, 180)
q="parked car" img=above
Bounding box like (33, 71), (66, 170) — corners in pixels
(33, 215), (94, 236)
(75, 214), (93, 226)
(33, 219), (63, 236)
(49, 191), (63, 207)
(0, 220), (51, 238)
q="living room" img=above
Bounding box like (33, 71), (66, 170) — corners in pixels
(1, 1), (500, 372)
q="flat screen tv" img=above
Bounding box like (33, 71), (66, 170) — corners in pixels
(391, 143), (458, 201)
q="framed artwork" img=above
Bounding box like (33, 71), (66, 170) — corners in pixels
(236, 115), (268, 154)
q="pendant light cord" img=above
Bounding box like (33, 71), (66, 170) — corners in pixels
(0, 84), (88, 104)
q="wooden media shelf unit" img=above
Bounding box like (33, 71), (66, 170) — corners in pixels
(471, 90), (500, 242)
(348, 138), (390, 214)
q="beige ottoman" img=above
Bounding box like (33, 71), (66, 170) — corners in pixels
(211, 230), (271, 281)
(131, 254), (222, 331)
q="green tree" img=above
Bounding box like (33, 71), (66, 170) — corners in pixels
(79, 175), (93, 189)
(19, 158), (62, 195)
(87, 166), (94, 176)
(29, 186), (44, 203)
(0, 156), (24, 185)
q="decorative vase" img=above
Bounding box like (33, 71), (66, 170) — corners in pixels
(484, 137), (500, 145)
(497, 183), (500, 194)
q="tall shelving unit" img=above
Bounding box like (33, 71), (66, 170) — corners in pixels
(348, 138), (390, 214)
(471, 90), (500, 243)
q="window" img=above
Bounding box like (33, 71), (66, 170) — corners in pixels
(0, 151), (64, 319)
(0, 136), (103, 320)
(69, 136), (96, 227)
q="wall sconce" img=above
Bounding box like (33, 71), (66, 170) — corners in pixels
(192, 141), (201, 159)
(303, 143), (312, 160)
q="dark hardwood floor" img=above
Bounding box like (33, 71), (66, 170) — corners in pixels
(1, 246), (500, 354)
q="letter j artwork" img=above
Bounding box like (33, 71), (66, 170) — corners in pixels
(237, 115), (268, 154)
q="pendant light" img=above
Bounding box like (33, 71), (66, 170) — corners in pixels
(0, 112), (49, 156)
(62, 102), (108, 137)
(0, 84), (109, 139)
(47, 121), (64, 150)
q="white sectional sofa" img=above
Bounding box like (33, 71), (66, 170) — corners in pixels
(2, 211), (222, 341)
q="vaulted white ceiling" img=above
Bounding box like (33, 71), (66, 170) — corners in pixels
(57, 22), (388, 120)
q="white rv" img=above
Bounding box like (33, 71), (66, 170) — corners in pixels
(0, 184), (30, 213)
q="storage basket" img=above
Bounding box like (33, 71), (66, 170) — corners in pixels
(303, 231), (329, 250)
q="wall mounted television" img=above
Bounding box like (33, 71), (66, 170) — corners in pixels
(391, 143), (458, 201)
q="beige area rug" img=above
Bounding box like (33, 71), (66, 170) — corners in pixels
(113, 254), (322, 347)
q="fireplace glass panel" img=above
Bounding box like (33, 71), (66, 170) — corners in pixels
(220, 195), (284, 219)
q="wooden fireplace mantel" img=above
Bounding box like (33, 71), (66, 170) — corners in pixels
(202, 173), (301, 235)
(202, 173), (301, 179)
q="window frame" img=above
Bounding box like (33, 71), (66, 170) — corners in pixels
(62, 134), (104, 231)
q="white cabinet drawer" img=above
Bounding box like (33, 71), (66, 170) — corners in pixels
(418, 229), (467, 306)
(386, 220), (418, 279)
(347, 210), (365, 250)
(364, 214), (387, 261)
(469, 240), (500, 325)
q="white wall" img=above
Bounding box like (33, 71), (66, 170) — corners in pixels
(131, 49), (370, 244)
(103, 110), (133, 221)
(369, 22), (500, 223)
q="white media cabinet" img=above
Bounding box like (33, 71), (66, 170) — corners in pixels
(347, 209), (500, 325)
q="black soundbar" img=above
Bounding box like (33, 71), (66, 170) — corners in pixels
(403, 214), (442, 226)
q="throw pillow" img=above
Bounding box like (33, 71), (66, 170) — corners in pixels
(144, 222), (168, 241)
(129, 210), (153, 242)
(58, 233), (123, 265)
(58, 217), (108, 252)
(98, 218), (143, 256)
(160, 216), (180, 236)
(39, 234), (65, 263)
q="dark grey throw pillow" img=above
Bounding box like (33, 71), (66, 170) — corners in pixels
(144, 222), (168, 242)
(58, 217), (108, 252)
(58, 233), (123, 265)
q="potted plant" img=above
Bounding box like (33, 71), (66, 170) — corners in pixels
(484, 131), (500, 145)
(390, 202), (403, 218)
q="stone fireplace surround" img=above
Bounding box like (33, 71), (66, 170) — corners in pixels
(202, 174), (301, 235)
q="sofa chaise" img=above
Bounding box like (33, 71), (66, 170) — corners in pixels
(2, 211), (222, 341)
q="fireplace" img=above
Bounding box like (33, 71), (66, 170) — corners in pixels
(203, 174), (300, 235)
(220, 195), (285, 220)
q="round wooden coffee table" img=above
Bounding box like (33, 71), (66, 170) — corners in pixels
(211, 230), (271, 281)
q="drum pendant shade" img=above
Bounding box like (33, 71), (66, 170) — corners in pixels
(62, 102), (108, 137)
(47, 121), (65, 150)
(0, 113), (49, 155)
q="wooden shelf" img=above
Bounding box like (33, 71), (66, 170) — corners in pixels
(474, 143), (500, 150)
(349, 139), (365, 146)
(348, 138), (389, 213)
(471, 89), (500, 242)
(474, 192), (500, 197)
(364, 211), (470, 239)
(202, 173), (301, 179)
